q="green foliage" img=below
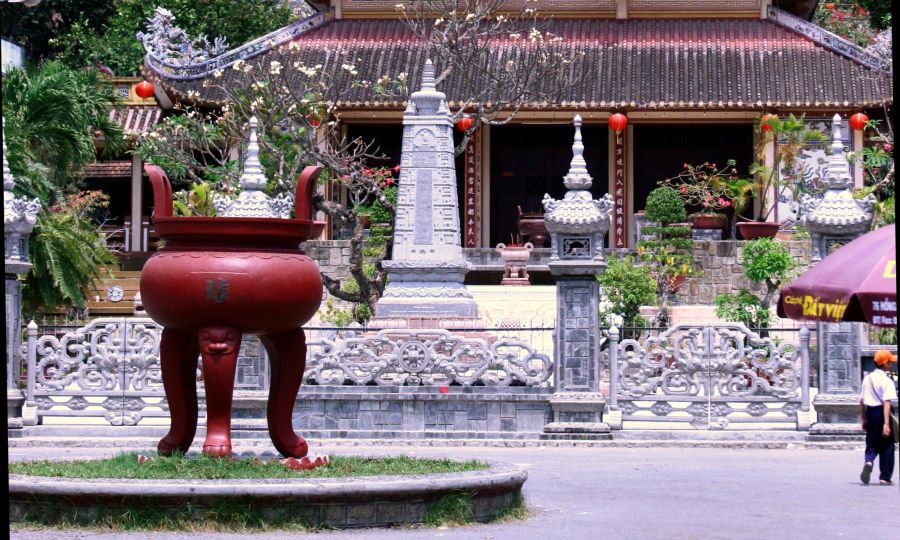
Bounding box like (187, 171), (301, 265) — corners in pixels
(740, 238), (796, 285)
(173, 182), (218, 216)
(715, 289), (771, 329)
(24, 194), (117, 312)
(3, 62), (123, 313)
(368, 185), (398, 224)
(644, 186), (686, 225)
(319, 298), (356, 328)
(3, 61), (125, 190)
(4, 0), (302, 76)
(814, 3), (879, 46)
(596, 256), (657, 330)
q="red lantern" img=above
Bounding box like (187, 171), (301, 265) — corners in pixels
(608, 112), (628, 132)
(455, 116), (475, 132)
(849, 112), (869, 131)
(135, 80), (155, 99)
(760, 114), (778, 131)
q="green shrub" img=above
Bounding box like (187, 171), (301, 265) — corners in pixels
(740, 238), (796, 286)
(597, 256), (657, 330)
(644, 186), (686, 225)
(715, 289), (771, 329)
(368, 185), (397, 224)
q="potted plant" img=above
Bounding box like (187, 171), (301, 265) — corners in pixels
(661, 160), (740, 232)
(637, 186), (700, 326)
(736, 114), (827, 239)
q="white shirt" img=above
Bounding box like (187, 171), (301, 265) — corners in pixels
(861, 369), (898, 407)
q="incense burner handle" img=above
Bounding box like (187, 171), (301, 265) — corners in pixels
(294, 166), (321, 221)
(145, 164), (174, 219)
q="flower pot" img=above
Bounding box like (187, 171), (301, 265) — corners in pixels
(668, 274), (687, 293)
(736, 221), (780, 240)
(690, 213), (726, 230)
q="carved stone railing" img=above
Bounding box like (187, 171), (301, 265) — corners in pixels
(304, 328), (553, 387)
(143, 8), (333, 81)
(26, 317), (168, 426)
(605, 324), (811, 430)
(767, 6), (889, 72)
(24, 318), (554, 426)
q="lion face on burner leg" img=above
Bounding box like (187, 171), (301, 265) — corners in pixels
(199, 327), (240, 357)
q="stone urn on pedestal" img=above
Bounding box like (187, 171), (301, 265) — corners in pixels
(495, 242), (534, 285)
(140, 118), (325, 458)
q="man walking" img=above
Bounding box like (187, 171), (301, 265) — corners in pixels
(859, 350), (897, 485)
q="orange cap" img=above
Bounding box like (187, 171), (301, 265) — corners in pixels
(874, 349), (898, 366)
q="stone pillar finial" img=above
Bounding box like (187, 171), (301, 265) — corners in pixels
(563, 114), (592, 190)
(824, 113), (852, 190)
(240, 116), (266, 192)
(213, 116), (292, 218)
(421, 58), (436, 92)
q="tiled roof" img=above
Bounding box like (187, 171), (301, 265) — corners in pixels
(83, 161), (133, 178)
(145, 18), (892, 110)
(109, 105), (162, 134)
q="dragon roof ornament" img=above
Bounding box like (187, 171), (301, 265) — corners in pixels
(768, 6), (890, 73)
(137, 7), (229, 68)
(140, 4), (330, 81)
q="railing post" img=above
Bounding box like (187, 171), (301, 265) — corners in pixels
(25, 320), (37, 405)
(799, 326), (810, 412)
(608, 326), (619, 411)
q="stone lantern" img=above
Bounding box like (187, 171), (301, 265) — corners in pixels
(4, 118), (40, 436)
(800, 114), (876, 440)
(541, 115), (614, 439)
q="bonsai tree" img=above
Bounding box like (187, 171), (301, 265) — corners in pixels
(637, 186), (699, 326)
(661, 160), (739, 223)
(597, 255), (657, 339)
(715, 237), (797, 329)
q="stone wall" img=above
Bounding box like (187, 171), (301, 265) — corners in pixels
(303, 240), (352, 280)
(306, 239), (813, 306)
(676, 240), (811, 305)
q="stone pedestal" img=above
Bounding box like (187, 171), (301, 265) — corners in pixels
(692, 228), (722, 241)
(375, 59), (477, 321)
(808, 321), (865, 440)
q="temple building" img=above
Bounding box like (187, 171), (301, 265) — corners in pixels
(139, 0), (891, 257)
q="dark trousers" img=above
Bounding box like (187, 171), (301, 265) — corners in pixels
(864, 405), (895, 482)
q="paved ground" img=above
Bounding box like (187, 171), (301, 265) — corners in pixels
(9, 442), (898, 540)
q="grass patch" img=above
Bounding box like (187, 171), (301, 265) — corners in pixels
(489, 493), (529, 523)
(424, 491), (475, 527)
(9, 452), (487, 480)
(15, 501), (317, 533)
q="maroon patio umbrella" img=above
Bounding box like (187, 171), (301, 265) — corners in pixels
(777, 225), (896, 327)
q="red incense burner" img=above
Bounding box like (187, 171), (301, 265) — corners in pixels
(140, 164), (325, 458)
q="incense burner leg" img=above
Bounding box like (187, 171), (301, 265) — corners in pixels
(198, 326), (242, 458)
(260, 329), (309, 458)
(158, 328), (200, 456)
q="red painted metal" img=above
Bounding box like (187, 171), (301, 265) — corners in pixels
(141, 164), (325, 458)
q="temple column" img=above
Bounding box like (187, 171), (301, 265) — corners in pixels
(463, 127), (482, 248)
(130, 154), (143, 251)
